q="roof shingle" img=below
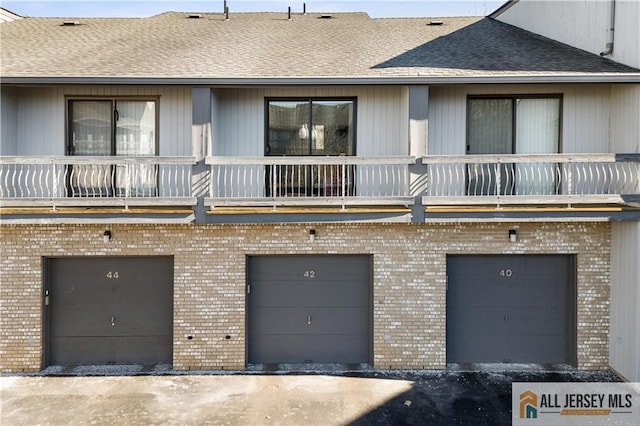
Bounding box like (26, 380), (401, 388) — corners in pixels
(1, 12), (637, 81)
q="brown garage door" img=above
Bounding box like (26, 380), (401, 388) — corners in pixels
(247, 255), (372, 364)
(45, 257), (173, 366)
(446, 254), (576, 364)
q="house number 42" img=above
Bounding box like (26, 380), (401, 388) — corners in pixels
(303, 270), (316, 278)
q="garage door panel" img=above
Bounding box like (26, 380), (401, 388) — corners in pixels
(448, 308), (569, 335)
(248, 334), (369, 364)
(248, 255), (371, 365)
(116, 286), (173, 312)
(51, 309), (115, 336)
(249, 256), (371, 281)
(108, 315), (173, 336)
(47, 256), (173, 366)
(51, 337), (116, 365)
(250, 307), (369, 335)
(250, 280), (370, 308)
(449, 333), (572, 363)
(449, 279), (566, 308)
(51, 282), (111, 308)
(447, 255), (567, 280)
(446, 254), (576, 365)
(111, 336), (173, 364)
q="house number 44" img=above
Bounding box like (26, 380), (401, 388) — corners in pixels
(106, 271), (119, 279)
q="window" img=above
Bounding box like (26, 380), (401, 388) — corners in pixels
(266, 98), (356, 196)
(467, 96), (561, 195)
(67, 99), (158, 196)
(266, 99), (355, 156)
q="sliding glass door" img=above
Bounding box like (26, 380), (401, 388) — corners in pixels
(467, 96), (560, 196)
(266, 98), (355, 196)
(68, 99), (157, 197)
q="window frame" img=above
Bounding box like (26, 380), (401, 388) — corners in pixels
(64, 96), (160, 197)
(465, 94), (563, 196)
(465, 94), (563, 155)
(264, 97), (357, 156)
(65, 96), (160, 156)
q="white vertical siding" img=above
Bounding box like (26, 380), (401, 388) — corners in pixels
(496, 1), (612, 60)
(211, 86), (409, 157)
(497, 0), (639, 69)
(428, 84), (612, 155)
(610, 222), (640, 381)
(427, 86), (467, 155)
(10, 85), (192, 156)
(16, 87), (65, 155)
(214, 89), (263, 156)
(610, 84), (640, 153)
(1, 87), (19, 155)
(610, 0), (640, 68)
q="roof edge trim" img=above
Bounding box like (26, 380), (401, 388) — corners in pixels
(489, 0), (520, 19)
(2, 74), (640, 86)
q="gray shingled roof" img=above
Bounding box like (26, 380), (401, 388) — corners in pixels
(0, 12), (637, 83)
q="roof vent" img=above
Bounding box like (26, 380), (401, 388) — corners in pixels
(61, 20), (80, 26)
(428, 20), (444, 26)
(319, 14), (333, 19)
(187, 14), (202, 19)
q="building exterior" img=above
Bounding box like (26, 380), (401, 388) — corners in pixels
(0, 7), (22, 23)
(1, 1), (638, 379)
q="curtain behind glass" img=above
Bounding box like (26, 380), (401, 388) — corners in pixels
(467, 99), (512, 195)
(467, 99), (512, 155)
(515, 98), (560, 195)
(115, 101), (156, 156)
(115, 101), (157, 195)
(516, 98), (559, 154)
(69, 101), (112, 155)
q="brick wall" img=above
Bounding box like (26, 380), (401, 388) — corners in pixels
(0, 222), (610, 372)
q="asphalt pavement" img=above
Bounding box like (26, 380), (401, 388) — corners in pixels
(0, 367), (621, 425)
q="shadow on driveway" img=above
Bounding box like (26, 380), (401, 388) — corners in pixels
(350, 370), (621, 425)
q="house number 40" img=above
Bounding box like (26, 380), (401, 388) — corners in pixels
(499, 269), (513, 277)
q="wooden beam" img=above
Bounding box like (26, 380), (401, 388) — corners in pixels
(207, 206), (411, 215)
(0, 207), (194, 215)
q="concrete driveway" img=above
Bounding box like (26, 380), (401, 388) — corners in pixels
(0, 368), (621, 425)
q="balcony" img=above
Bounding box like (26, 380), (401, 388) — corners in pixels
(205, 156), (416, 210)
(421, 153), (640, 208)
(1, 154), (638, 220)
(0, 156), (197, 210)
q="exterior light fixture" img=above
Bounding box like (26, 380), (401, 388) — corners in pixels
(509, 229), (517, 242)
(103, 230), (112, 243)
(309, 229), (316, 242)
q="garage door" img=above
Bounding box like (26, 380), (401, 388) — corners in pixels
(45, 257), (173, 366)
(247, 255), (371, 364)
(446, 255), (576, 364)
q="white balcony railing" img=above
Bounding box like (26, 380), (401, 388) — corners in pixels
(422, 153), (640, 207)
(205, 156), (416, 209)
(0, 156), (197, 209)
(2, 154), (638, 212)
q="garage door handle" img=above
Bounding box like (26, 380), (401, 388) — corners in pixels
(111, 316), (115, 326)
(307, 314), (311, 325)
